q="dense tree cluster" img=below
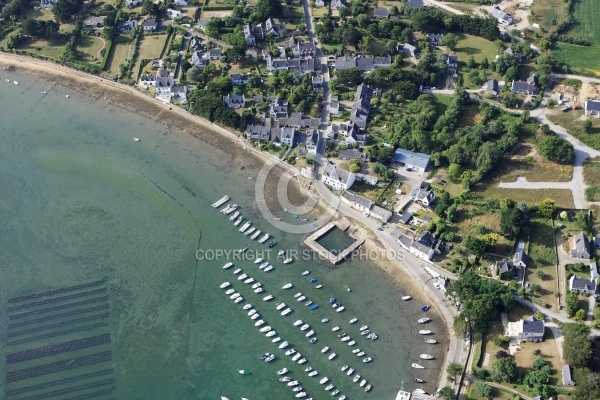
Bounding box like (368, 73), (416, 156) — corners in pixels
(52, 0), (84, 23)
(562, 323), (593, 369)
(574, 368), (600, 400)
(450, 272), (514, 335)
(20, 18), (59, 38)
(188, 77), (245, 129)
(0, 0), (31, 22)
(386, 93), (523, 180)
(538, 135), (575, 164)
(409, 8), (500, 41)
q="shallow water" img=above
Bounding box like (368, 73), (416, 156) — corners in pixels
(316, 227), (356, 255)
(0, 72), (447, 400)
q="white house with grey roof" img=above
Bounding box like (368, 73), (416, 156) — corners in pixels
(491, 8), (513, 25)
(330, 0), (346, 10)
(223, 94), (246, 109)
(397, 231), (436, 261)
(569, 275), (597, 295)
(341, 190), (373, 213)
(585, 99), (600, 117)
(322, 163), (355, 190)
(373, 7), (390, 19)
(427, 33), (444, 47)
(392, 148), (430, 172)
(562, 365), (575, 386)
(507, 315), (544, 342)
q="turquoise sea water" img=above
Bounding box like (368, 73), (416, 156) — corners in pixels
(0, 72), (448, 400)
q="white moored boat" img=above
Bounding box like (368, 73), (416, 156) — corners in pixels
(251, 230), (261, 240)
(220, 282), (230, 289)
(419, 330), (432, 335)
(279, 341), (289, 349)
(321, 346), (329, 353)
(251, 282), (262, 289)
(282, 282), (293, 289)
(349, 317), (357, 324)
(363, 357), (373, 363)
(255, 320), (264, 326)
(244, 227), (256, 236)
(265, 331), (276, 337)
(254, 258), (263, 264)
(212, 195), (229, 208)
(263, 295), (273, 301)
(233, 268), (242, 274)
(320, 377), (329, 384)
(243, 304), (252, 310)
(244, 277), (254, 284)
(300, 324), (310, 331)
(277, 368), (288, 375)
(402, 295), (411, 300)
(258, 233), (270, 243)
(239, 221), (252, 233)
(238, 274), (248, 281)
(234, 296), (244, 303)
(229, 211), (240, 221)
(335, 306), (345, 313)
(263, 265), (273, 272)
(332, 326), (340, 332)
(254, 287), (264, 293)
(276, 303), (286, 310)
(328, 353), (337, 360)
(412, 363), (424, 369)
(347, 367), (354, 375)
(294, 292), (302, 298)
(292, 353), (302, 361)
(420, 354), (434, 360)
(425, 338), (437, 344)
(305, 330), (314, 337)
(359, 325), (368, 331)
(225, 289), (235, 295)
(418, 318), (431, 324)
(234, 216), (243, 226)
(250, 313), (260, 320)
(284, 258), (293, 264)
(297, 296), (306, 302)
(308, 370), (318, 376)
(281, 308), (292, 316)
(259, 326), (271, 333)
(259, 262), (269, 269)
(285, 349), (296, 356)
(302, 271), (310, 276)
(222, 262), (233, 269)
(294, 320), (303, 326)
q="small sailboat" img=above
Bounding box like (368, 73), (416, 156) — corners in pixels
(329, 296), (336, 304)
(220, 282), (230, 289)
(254, 258), (263, 264)
(133, 138), (140, 142)
(282, 282), (293, 289)
(310, 304), (319, 310)
(412, 362), (425, 369)
(315, 284), (322, 289)
(418, 317), (431, 324)
(421, 305), (430, 312)
(239, 370), (250, 375)
(302, 270), (310, 276)
(359, 325), (368, 331)
(425, 338), (437, 344)
(420, 354), (434, 360)
(223, 262), (233, 269)
(349, 317), (357, 324)
(402, 295), (411, 301)
(310, 278), (317, 283)
(345, 286), (351, 292)
(284, 258), (293, 264)
(277, 368), (288, 375)
(278, 250), (285, 256)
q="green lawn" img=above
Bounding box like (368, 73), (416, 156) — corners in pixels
(105, 40), (132, 76)
(553, 42), (600, 76)
(583, 157), (600, 186)
(454, 34), (497, 64)
(134, 34), (170, 77)
(530, 0), (571, 28)
(552, 0), (600, 75)
(15, 38), (68, 60)
(77, 35), (105, 64)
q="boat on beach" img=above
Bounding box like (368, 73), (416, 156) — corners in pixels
(402, 295), (412, 301)
(424, 338), (437, 344)
(418, 317), (431, 324)
(421, 305), (430, 312)
(419, 354), (434, 360)
(212, 195), (229, 208)
(412, 363), (424, 369)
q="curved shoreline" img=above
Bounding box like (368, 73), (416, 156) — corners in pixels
(0, 52), (457, 393)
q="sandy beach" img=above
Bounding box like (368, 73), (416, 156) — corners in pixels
(0, 52), (451, 391)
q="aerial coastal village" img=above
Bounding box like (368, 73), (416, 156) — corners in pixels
(1, 0), (600, 398)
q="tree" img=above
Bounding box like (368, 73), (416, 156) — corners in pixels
(494, 54), (518, 75)
(491, 356), (517, 382)
(461, 170), (472, 190)
(463, 237), (487, 257)
(255, 0), (283, 20)
(538, 135), (575, 164)
(52, 0), (84, 22)
(538, 198), (556, 218)
(574, 309), (586, 321)
(439, 386), (456, 400)
(583, 119), (593, 133)
(536, 270), (545, 280)
(476, 142), (501, 177)
(505, 66), (518, 81)
(500, 207), (528, 239)
(336, 68), (363, 86)
(529, 284), (541, 294)
(574, 368), (600, 400)
(566, 291), (580, 318)
(447, 362), (463, 378)
(348, 159), (361, 173)
(466, 55), (477, 69)
(474, 381), (492, 399)
(563, 323), (593, 368)
(480, 57), (489, 69)
(448, 163), (461, 179)
(442, 33), (458, 51)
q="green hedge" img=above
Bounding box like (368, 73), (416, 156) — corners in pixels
(100, 39), (113, 71)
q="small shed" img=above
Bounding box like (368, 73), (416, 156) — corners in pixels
(562, 365), (575, 386)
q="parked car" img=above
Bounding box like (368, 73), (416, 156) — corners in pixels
(406, 167), (413, 172)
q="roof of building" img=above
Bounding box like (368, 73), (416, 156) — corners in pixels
(562, 365), (573, 382)
(427, 33), (443, 43)
(209, 48), (222, 57)
(405, 0), (424, 8)
(343, 190), (373, 209)
(84, 16), (106, 26)
(373, 7), (390, 18)
(371, 205), (392, 221)
(512, 80), (538, 93)
(570, 275), (597, 292)
(486, 79), (499, 93)
(513, 248), (527, 265)
(497, 260), (513, 275)
(523, 316), (544, 334)
(143, 18), (157, 27)
(570, 232), (590, 257)
(323, 163), (353, 185)
(399, 212), (412, 224)
(586, 99), (600, 112)
(448, 55), (458, 64)
(392, 148), (430, 169)
(417, 231), (436, 248)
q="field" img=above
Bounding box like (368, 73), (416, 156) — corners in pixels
(526, 219), (559, 310)
(200, 10), (233, 19)
(454, 34), (498, 64)
(530, 0), (571, 28)
(546, 109), (600, 151)
(15, 38), (68, 60)
(134, 34), (170, 77)
(583, 157), (600, 185)
(77, 36), (105, 64)
(473, 184), (575, 209)
(105, 41), (133, 76)
(552, 0), (600, 74)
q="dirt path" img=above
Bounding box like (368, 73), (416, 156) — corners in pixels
(97, 37), (106, 61)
